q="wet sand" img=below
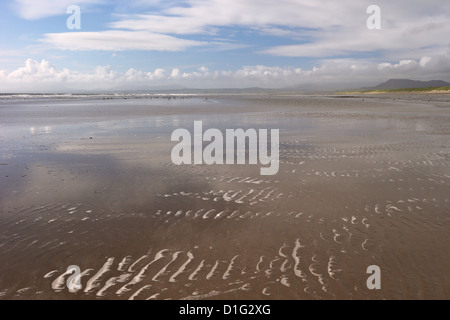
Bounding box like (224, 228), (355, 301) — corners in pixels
(0, 94), (449, 299)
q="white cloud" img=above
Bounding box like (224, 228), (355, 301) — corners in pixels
(1, 56), (450, 92)
(108, 0), (450, 58)
(12, 0), (104, 19)
(262, 14), (450, 60)
(26, 0), (450, 59)
(109, 0), (360, 34)
(170, 68), (180, 79)
(41, 30), (206, 51)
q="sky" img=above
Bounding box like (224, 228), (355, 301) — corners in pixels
(1, 0), (450, 92)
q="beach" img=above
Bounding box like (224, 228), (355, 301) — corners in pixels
(0, 93), (449, 299)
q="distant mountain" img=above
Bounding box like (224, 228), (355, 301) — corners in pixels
(365, 79), (450, 90)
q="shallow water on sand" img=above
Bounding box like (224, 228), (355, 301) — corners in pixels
(0, 95), (449, 299)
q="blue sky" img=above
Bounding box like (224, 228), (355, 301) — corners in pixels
(1, 0), (450, 91)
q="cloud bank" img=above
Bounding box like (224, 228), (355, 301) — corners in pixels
(1, 55), (450, 92)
